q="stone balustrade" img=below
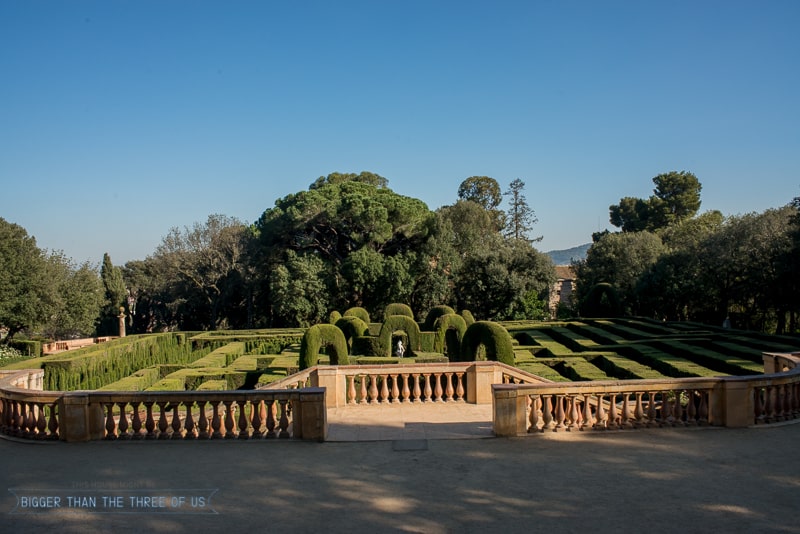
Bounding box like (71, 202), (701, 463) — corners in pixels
(264, 361), (549, 408)
(0, 370), (326, 442)
(493, 351), (800, 436)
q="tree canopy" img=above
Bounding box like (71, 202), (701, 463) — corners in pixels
(609, 171), (702, 232)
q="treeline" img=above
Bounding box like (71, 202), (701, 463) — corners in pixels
(575, 171), (800, 333)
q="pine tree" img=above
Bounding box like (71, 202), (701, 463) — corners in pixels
(503, 178), (541, 242)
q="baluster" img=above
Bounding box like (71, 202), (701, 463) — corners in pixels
(35, 403), (47, 439)
(210, 401), (223, 439)
(145, 402), (156, 439)
(594, 393), (606, 430)
(238, 401), (250, 439)
(347, 375), (357, 404)
(620, 393), (631, 429)
(423, 374), (433, 402)
(767, 386), (777, 423)
(646, 392), (658, 427)
(433, 373), (444, 402)
(10, 401), (21, 436)
(389, 374), (400, 403)
(105, 403), (117, 440)
(47, 403), (59, 440)
(566, 395), (579, 431)
(157, 402), (170, 439)
(553, 395), (566, 431)
(659, 391), (672, 427)
(529, 395), (541, 432)
(197, 401), (209, 439)
(266, 400), (277, 438)
(131, 401), (143, 439)
(697, 390), (709, 425)
(542, 395), (554, 432)
(359, 375), (369, 404)
(445, 373), (455, 401)
(754, 386), (765, 423)
(401, 374), (411, 402)
(455, 373), (465, 401)
(379, 374), (390, 402)
(778, 384), (788, 421)
(581, 395), (593, 430)
(412, 374), (422, 402)
(368, 375), (379, 403)
(117, 402), (129, 439)
(171, 403), (183, 439)
(634, 392), (645, 428)
(607, 393), (619, 430)
(251, 400), (263, 438)
(278, 399), (290, 438)
(184, 402), (196, 439)
(223, 400), (236, 439)
(686, 390), (697, 425)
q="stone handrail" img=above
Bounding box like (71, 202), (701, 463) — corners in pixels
(0, 370), (326, 442)
(263, 361), (548, 408)
(493, 352), (800, 436)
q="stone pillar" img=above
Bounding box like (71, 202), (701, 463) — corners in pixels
(292, 389), (328, 441)
(59, 394), (105, 442)
(469, 363), (502, 404)
(118, 307), (126, 338)
(492, 384), (528, 437)
(314, 367), (342, 408)
(722, 380), (753, 428)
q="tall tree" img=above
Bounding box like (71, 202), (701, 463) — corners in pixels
(609, 171), (702, 232)
(41, 254), (104, 340)
(457, 176), (504, 230)
(503, 178), (540, 242)
(98, 253), (128, 335)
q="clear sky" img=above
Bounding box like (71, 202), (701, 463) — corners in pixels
(2, 1), (798, 265)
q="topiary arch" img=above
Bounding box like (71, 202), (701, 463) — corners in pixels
(299, 324), (349, 370)
(378, 315), (421, 357)
(423, 305), (456, 331)
(335, 316), (370, 349)
(460, 309), (476, 327)
(432, 313), (467, 356)
(328, 310), (342, 324)
(343, 306), (371, 324)
(459, 321), (515, 365)
(384, 303), (414, 320)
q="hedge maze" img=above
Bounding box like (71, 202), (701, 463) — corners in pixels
(5, 308), (800, 393)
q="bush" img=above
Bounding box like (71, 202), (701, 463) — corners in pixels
(423, 305), (456, 331)
(384, 303), (414, 320)
(335, 316), (370, 344)
(378, 315), (421, 357)
(461, 310), (476, 327)
(343, 306), (371, 324)
(432, 313), (467, 355)
(328, 310), (342, 324)
(299, 324), (349, 370)
(459, 321), (515, 365)
(9, 340), (42, 357)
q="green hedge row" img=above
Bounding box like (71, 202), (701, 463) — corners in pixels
(458, 321), (515, 365)
(299, 324), (349, 370)
(188, 342), (245, 368)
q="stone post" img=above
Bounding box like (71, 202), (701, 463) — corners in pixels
(492, 384), (528, 437)
(722, 379), (753, 428)
(469, 362), (503, 404)
(59, 394), (105, 442)
(292, 388), (328, 441)
(118, 307), (126, 338)
(314, 367), (342, 408)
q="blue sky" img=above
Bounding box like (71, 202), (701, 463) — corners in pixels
(2, 1), (798, 265)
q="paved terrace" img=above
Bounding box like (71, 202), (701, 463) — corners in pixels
(2, 401), (799, 533)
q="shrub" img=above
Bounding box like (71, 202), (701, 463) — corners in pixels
(9, 340), (42, 357)
(459, 321), (515, 365)
(460, 310), (476, 327)
(328, 310), (342, 324)
(423, 305), (456, 331)
(384, 303), (414, 320)
(299, 324), (349, 370)
(378, 315), (422, 357)
(432, 313), (467, 355)
(343, 306), (371, 324)
(335, 316), (370, 343)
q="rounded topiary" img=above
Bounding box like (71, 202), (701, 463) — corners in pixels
(378, 315), (422, 357)
(299, 324), (349, 370)
(432, 313), (467, 356)
(343, 306), (371, 324)
(423, 305), (456, 331)
(459, 321), (515, 365)
(582, 283), (623, 318)
(460, 309), (476, 327)
(335, 316), (370, 347)
(384, 303), (414, 320)
(328, 310), (342, 324)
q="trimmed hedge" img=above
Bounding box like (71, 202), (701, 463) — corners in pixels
(335, 316), (370, 347)
(423, 305), (456, 331)
(459, 321), (515, 365)
(9, 339), (42, 357)
(432, 313), (467, 355)
(384, 303), (414, 320)
(329, 310), (342, 324)
(378, 315), (422, 357)
(461, 310), (476, 327)
(343, 306), (371, 324)
(299, 324), (349, 370)
(189, 342), (245, 368)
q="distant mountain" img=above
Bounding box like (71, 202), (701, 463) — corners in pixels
(546, 243), (590, 265)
